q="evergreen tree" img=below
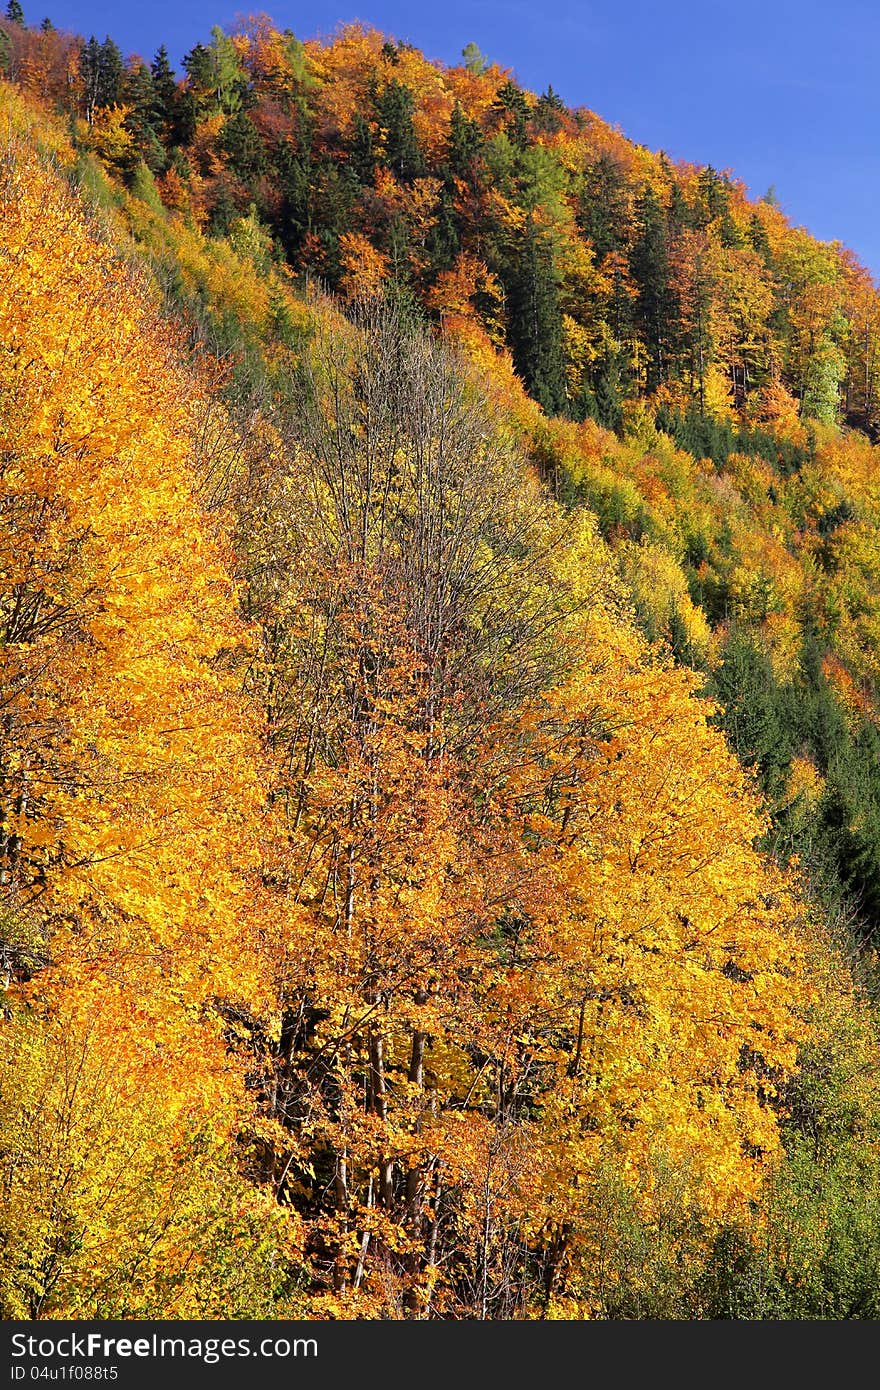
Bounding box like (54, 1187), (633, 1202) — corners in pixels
(708, 631), (793, 798)
(208, 177), (239, 236)
(375, 80), (423, 180)
(182, 41), (213, 111)
(79, 36), (124, 123)
(122, 61), (163, 165)
(172, 89), (198, 145)
(350, 113), (375, 185)
(578, 155), (629, 259)
(461, 41), (488, 74)
(697, 166), (741, 246)
(5, 1), (24, 27)
(206, 24), (246, 115)
(594, 350), (625, 433)
(79, 35), (101, 120)
(150, 45), (179, 146)
(680, 249), (716, 414)
(183, 34), (246, 120)
(630, 185), (674, 390)
(448, 101), (483, 179)
(426, 182), (459, 273)
(668, 180), (698, 236)
(387, 212), (412, 283)
(98, 37), (123, 106)
(747, 211), (773, 264)
(493, 79), (530, 149)
(310, 156), (356, 285)
(273, 142), (312, 260)
(533, 86), (565, 136)
(697, 166), (726, 223)
(506, 216), (567, 415)
(221, 111), (266, 180)
(263, 284), (295, 348)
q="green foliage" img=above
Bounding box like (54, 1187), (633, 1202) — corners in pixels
(227, 203), (274, 273)
(802, 331), (847, 425)
(374, 78), (423, 180)
(71, 149), (121, 212)
(129, 159), (164, 212)
(493, 78), (531, 149)
(150, 45), (179, 145)
(706, 622), (880, 931)
(8, 18), (880, 1323)
(631, 185), (674, 390)
(709, 630), (794, 796)
(593, 351), (625, 433)
(448, 100), (483, 177)
(221, 110), (266, 178)
(704, 981), (880, 1319)
(578, 155), (630, 259)
(548, 968), (880, 1321)
(505, 217), (567, 415)
(461, 41), (488, 74)
(80, 36), (124, 120)
(656, 402), (809, 472)
(183, 26), (246, 118)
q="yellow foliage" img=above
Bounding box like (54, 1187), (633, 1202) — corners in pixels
(1, 63), (870, 1321)
(785, 756), (825, 812)
(619, 538), (712, 658)
(338, 230), (390, 300)
(83, 104), (134, 175)
(0, 132), (282, 1314)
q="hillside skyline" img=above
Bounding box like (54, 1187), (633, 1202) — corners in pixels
(4, 6), (880, 1320)
(31, 0), (880, 282)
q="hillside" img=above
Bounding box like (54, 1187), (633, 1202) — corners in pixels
(1, 10), (880, 1320)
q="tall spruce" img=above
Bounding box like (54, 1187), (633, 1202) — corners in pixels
(150, 45), (179, 146)
(578, 154), (630, 258)
(375, 79), (423, 180)
(631, 185), (674, 390)
(506, 216), (567, 415)
(79, 36), (124, 124)
(448, 101), (483, 179)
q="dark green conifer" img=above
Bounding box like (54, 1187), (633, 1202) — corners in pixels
(150, 45), (179, 145)
(578, 155), (629, 258)
(79, 35), (124, 122)
(448, 101), (483, 178)
(630, 185), (673, 390)
(506, 217), (567, 415)
(375, 80), (423, 180)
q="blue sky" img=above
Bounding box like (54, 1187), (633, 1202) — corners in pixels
(31, 0), (880, 279)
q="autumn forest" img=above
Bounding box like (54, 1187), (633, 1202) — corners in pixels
(2, 6), (880, 1320)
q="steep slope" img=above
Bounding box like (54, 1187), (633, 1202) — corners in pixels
(4, 11), (880, 932)
(0, 106), (290, 1317)
(1, 19), (880, 1320)
(4, 16), (877, 428)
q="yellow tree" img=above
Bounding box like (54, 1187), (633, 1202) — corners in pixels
(465, 609), (812, 1314)
(0, 131), (282, 1314)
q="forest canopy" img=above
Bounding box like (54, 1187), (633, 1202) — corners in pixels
(1, 10), (880, 1320)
